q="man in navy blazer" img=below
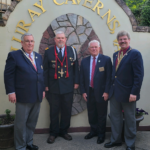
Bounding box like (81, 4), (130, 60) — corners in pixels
(80, 40), (112, 144)
(4, 33), (45, 150)
(104, 31), (144, 150)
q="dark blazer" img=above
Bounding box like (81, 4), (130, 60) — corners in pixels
(109, 47), (144, 102)
(4, 50), (45, 103)
(43, 46), (79, 94)
(80, 54), (112, 103)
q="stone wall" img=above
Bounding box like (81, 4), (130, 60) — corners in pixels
(39, 14), (102, 115)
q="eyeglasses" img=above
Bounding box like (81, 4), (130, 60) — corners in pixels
(24, 40), (35, 43)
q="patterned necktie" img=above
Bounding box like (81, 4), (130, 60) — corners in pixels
(58, 48), (62, 61)
(90, 57), (96, 88)
(29, 54), (37, 71)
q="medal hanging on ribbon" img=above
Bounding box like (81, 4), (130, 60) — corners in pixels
(54, 45), (69, 79)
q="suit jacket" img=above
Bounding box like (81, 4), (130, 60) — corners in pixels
(80, 54), (112, 103)
(43, 46), (79, 94)
(109, 47), (144, 102)
(4, 50), (45, 103)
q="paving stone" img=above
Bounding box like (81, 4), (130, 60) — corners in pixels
(80, 39), (89, 52)
(76, 26), (86, 35)
(40, 37), (49, 44)
(47, 26), (55, 38)
(72, 103), (83, 114)
(58, 21), (72, 27)
(85, 28), (92, 36)
(73, 45), (81, 53)
(83, 18), (88, 25)
(54, 27), (66, 34)
(67, 32), (79, 46)
(65, 27), (74, 37)
(79, 34), (87, 44)
(39, 43), (48, 55)
(43, 30), (50, 39)
(68, 14), (77, 28)
(49, 38), (55, 45)
(56, 14), (68, 21)
(73, 94), (81, 103)
(51, 19), (59, 30)
(77, 16), (83, 26)
(86, 22), (92, 28)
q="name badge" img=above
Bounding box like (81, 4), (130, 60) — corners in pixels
(51, 60), (56, 63)
(99, 67), (104, 72)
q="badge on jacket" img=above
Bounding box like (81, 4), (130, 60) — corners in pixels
(41, 65), (43, 69)
(99, 67), (104, 72)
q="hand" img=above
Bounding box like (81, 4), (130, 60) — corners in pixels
(129, 94), (137, 102)
(45, 87), (49, 91)
(8, 93), (16, 103)
(74, 84), (79, 89)
(43, 92), (45, 99)
(82, 93), (87, 102)
(102, 93), (109, 101)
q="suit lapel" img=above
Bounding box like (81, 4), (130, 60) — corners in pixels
(94, 54), (102, 77)
(116, 47), (132, 73)
(86, 56), (91, 86)
(34, 53), (39, 73)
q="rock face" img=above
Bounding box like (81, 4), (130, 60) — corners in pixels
(39, 14), (102, 115)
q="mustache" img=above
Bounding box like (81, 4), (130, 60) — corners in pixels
(121, 42), (125, 44)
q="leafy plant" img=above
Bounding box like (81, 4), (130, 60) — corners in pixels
(136, 108), (148, 116)
(0, 109), (15, 125)
(123, 0), (150, 26)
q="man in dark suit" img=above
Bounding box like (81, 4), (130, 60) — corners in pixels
(80, 40), (112, 144)
(43, 31), (79, 144)
(104, 31), (144, 150)
(4, 33), (45, 150)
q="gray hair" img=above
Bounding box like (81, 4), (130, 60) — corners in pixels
(21, 33), (34, 41)
(88, 40), (100, 48)
(55, 31), (66, 37)
(117, 31), (130, 40)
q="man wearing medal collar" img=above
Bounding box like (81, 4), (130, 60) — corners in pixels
(104, 31), (144, 150)
(43, 31), (79, 144)
(4, 33), (45, 150)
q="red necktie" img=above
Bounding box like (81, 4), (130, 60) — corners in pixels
(29, 54), (37, 71)
(90, 57), (96, 88)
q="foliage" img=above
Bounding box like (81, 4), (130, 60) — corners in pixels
(123, 0), (150, 26)
(0, 109), (15, 125)
(136, 108), (148, 116)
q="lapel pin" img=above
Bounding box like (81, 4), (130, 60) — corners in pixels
(41, 65), (43, 69)
(98, 60), (100, 63)
(36, 57), (38, 59)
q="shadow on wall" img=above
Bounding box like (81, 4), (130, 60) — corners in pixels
(39, 13), (102, 115)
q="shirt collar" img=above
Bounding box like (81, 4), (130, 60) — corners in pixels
(120, 46), (130, 54)
(22, 47), (33, 56)
(56, 46), (65, 51)
(91, 54), (99, 59)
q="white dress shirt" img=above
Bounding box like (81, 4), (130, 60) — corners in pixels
(89, 54), (99, 87)
(56, 46), (65, 57)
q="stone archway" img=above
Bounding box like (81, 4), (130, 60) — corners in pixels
(39, 13), (102, 115)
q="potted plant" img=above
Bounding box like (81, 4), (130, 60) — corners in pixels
(0, 109), (15, 149)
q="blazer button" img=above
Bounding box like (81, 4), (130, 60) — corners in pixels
(113, 84), (115, 86)
(115, 76), (117, 78)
